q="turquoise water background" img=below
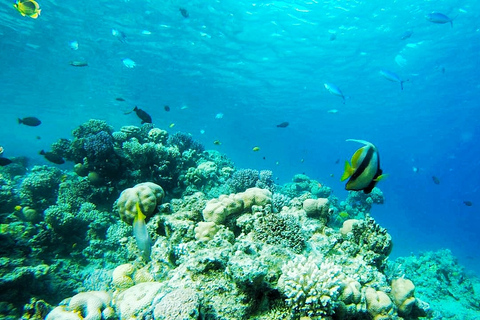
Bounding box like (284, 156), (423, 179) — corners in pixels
(1, 0), (479, 274)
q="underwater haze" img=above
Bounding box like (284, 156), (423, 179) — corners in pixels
(1, 0), (480, 318)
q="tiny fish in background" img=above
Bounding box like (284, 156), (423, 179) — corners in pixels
(18, 117), (41, 126)
(213, 140), (221, 145)
(252, 146), (260, 152)
(276, 122), (289, 128)
(39, 150), (65, 164)
(115, 97), (126, 101)
(324, 82), (345, 103)
(112, 28), (127, 43)
(380, 69), (408, 90)
(69, 41), (79, 50)
(425, 12), (456, 27)
(463, 200), (473, 207)
(179, 8), (189, 18)
(400, 30), (413, 40)
(432, 176), (440, 185)
(122, 58), (136, 68)
(164, 105), (170, 112)
(70, 60), (88, 67)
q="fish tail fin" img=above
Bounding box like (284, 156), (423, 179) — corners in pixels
(134, 106), (138, 111)
(374, 173), (388, 182)
(340, 160), (354, 181)
(18, 118), (22, 124)
(39, 150), (45, 155)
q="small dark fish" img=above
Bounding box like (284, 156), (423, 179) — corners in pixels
(116, 97), (126, 101)
(164, 105), (170, 112)
(18, 117), (41, 126)
(335, 158), (340, 164)
(463, 200), (473, 207)
(36, 136), (41, 140)
(276, 122), (289, 128)
(179, 8), (189, 18)
(39, 150), (65, 164)
(432, 176), (440, 185)
(329, 33), (336, 41)
(0, 158), (12, 166)
(69, 61), (89, 67)
(263, 156), (266, 160)
(400, 30), (413, 40)
(133, 106), (152, 124)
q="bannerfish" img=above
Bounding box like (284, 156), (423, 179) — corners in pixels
(133, 106), (152, 124)
(425, 13), (455, 27)
(133, 202), (152, 261)
(164, 105), (170, 112)
(380, 70), (408, 90)
(324, 83), (345, 103)
(0, 158), (12, 166)
(276, 122), (289, 128)
(39, 150), (65, 164)
(341, 139), (386, 194)
(400, 30), (413, 40)
(13, 0), (41, 19)
(463, 200), (473, 207)
(69, 61), (88, 67)
(179, 8), (189, 18)
(18, 117), (41, 126)
(432, 176), (440, 185)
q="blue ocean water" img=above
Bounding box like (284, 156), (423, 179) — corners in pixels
(1, 0), (479, 280)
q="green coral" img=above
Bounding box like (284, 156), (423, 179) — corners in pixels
(19, 166), (62, 211)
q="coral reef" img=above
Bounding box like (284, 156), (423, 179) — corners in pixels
(3, 119), (480, 320)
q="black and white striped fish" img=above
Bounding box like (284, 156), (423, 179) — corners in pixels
(340, 139), (386, 194)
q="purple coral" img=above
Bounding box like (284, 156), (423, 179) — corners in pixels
(83, 131), (114, 161)
(227, 169), (259, 192)
(256, 170), (275, 192)
(168, 132), (205, 154)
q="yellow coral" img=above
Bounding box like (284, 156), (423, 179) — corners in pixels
(391, 278), (416, 315)
(365, 287), (395, 320)
(112, 263), (135, 289)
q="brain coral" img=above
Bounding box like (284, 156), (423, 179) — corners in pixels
(116, 182), (165, 225)
(277, 256), (343, 317)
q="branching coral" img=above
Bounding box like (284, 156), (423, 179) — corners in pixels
(277, 256), (343, 318)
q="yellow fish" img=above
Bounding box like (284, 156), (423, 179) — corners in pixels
(169, 123), (175, 128)
(252, 146), (260, 152)
(14, 0), (41, 19)
(133, 203), (152, 261)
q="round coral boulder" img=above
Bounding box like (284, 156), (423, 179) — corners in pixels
(117, 182), (164, 225)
